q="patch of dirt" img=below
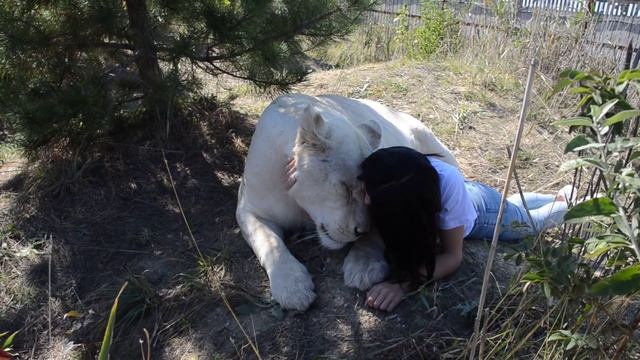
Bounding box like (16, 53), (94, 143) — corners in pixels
(0, 60), (572, 359)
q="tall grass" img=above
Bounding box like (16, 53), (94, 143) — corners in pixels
(321, 2), (628, 92)
(313, 24), (402, 67)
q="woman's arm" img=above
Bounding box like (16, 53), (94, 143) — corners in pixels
(366, 225), (465, 311)
(432, 225), (464, 280)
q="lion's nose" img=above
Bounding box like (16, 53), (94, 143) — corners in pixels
(354, 226), (367, 237)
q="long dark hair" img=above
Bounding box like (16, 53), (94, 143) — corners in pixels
(358, 146), (441, 289)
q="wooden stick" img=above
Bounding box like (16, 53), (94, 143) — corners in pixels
(48, 234), (52, 346)
(469, 57), (538, 360)
(508, 146), (538, 235)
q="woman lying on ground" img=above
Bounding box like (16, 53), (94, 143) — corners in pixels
(357, 146), (575, 312)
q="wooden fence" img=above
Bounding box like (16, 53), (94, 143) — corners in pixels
(363, 0), (640, 18)
(361, 0), (640, 51)
(521, 0), (640, 17)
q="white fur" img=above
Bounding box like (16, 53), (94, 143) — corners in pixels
(236, 94), (457, 311)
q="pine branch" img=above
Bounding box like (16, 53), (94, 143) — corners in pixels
(194, 0), (372, 62)
(195, 61), (300, 88)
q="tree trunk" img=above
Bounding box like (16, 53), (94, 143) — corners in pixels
(124, 0), (165, 122)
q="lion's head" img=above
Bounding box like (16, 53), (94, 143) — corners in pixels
(289, 106), (382, 249)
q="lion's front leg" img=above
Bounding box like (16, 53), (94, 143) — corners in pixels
(236, 204), (316, 311)
(343, 229), (389, 291)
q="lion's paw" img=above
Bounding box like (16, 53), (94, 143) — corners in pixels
(268, 259), (316, 311)
(343, 252), (389, 291)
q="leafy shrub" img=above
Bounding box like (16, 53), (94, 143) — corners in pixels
(389, 1), (458, 60)
(413, 1), (458, 58)
(471, 69), (640, 358)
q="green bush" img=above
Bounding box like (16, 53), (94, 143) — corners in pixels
(413, 1), (458, 58)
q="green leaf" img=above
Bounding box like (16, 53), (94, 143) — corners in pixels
(585, 234), (629, 245)
(560, 158), (608, 172)
(522, 272), (543, 281)
(2, 331), (17, 349)
(604, 109), (640, 126)
(564, 197), (617, 221)
(543, 282), (552, 300)
(552, 78), (574, 94)
(573, 143), (605, 152)
(591, 264), (640, 296)
(567, 237), (585, 244)
(552, 117), (592, 127)
(568, 86), (593, 95)
(592, 92), (603, 105)
(585, 235), (631, 259)
(630, 150), (640, 161)
(617, 172), (640, 189)
(558, 69), (579, 78)
(615, 81), (628, 94)
(607, 137), (640, 152)
(576, 94), (593, 110)
(548, 331), (569, 341)
(594, 99), (619, 123)
(585, 242), (628, 259)
(618, 69), (640, 83)
(559, 69), (593, 81)
(564, 134), (591, 153)
(613, 211), (634, 239)
(98, 282), (128, 360)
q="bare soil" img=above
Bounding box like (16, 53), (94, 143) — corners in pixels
(0, 59), (571, 359)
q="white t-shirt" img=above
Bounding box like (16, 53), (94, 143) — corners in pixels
(428, 157), (477, 237)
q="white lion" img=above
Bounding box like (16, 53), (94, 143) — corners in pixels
(236, 94), (457, 311)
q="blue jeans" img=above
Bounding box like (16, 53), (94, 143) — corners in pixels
(464, 181), (568, 242)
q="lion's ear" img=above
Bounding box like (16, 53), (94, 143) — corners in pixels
(297, 105), (331, 152)
(358, 120), (382, 151)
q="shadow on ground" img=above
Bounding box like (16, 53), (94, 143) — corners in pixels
(0, 97), (518, 360)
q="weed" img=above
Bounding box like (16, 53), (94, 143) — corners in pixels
(312, 24), (399, 67)
(0, 331), (18, 358)
(98, 282), (128, 360)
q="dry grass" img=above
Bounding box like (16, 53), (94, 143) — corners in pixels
(0, 52), (581, 358)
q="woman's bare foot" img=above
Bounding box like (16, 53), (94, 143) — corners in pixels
(556, 185), (577, 204)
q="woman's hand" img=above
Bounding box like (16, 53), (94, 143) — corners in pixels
(366, 281), (406, 311)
